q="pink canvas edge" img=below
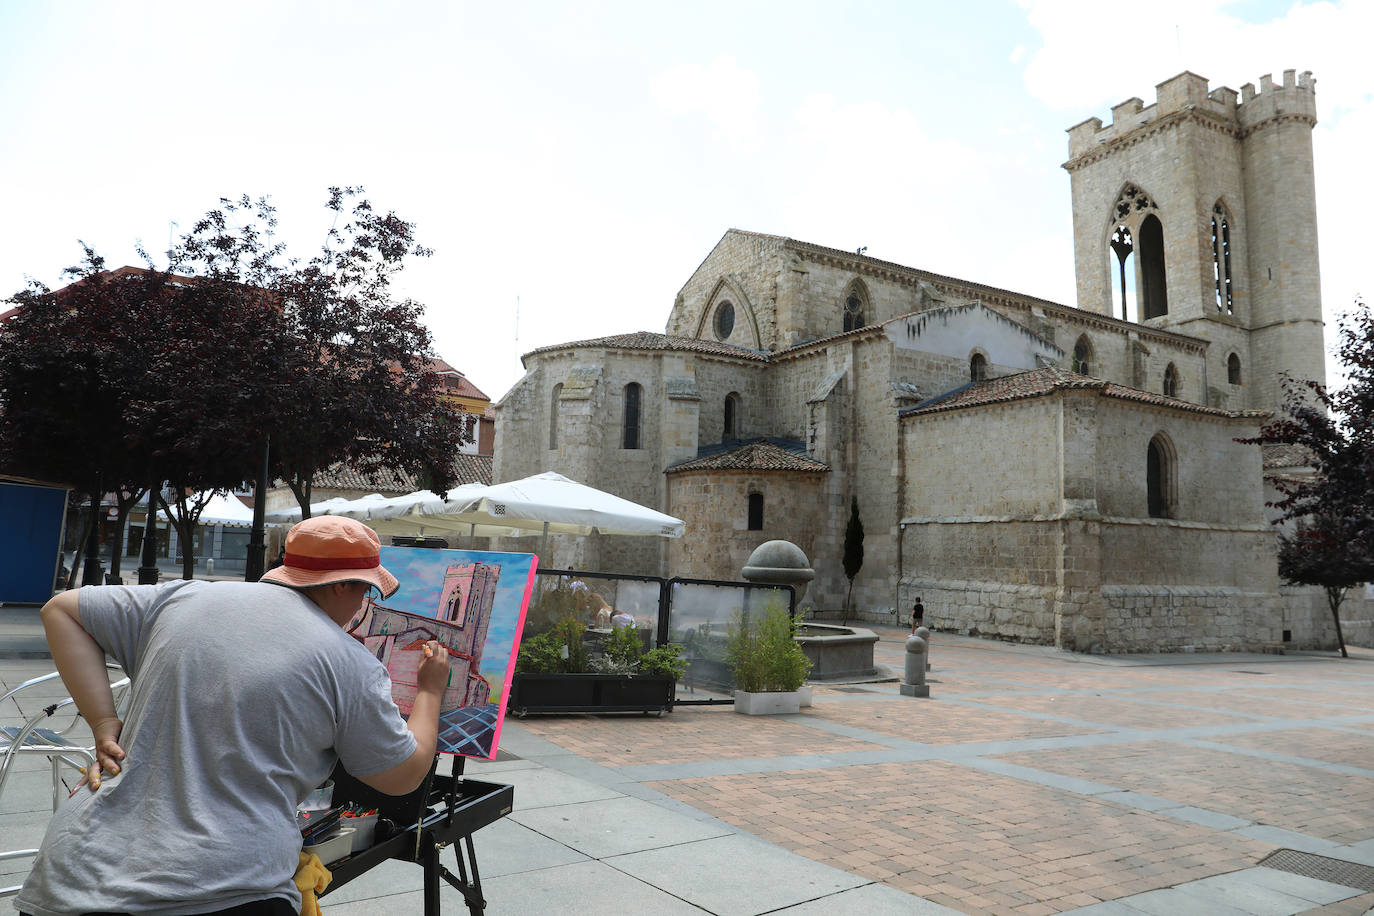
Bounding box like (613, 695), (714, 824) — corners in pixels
(483, 554), (538, 759)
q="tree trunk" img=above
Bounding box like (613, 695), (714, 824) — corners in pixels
(843, 577), (855, 626)
(1325, 586), (1349, 658)
(174, 514), (196, 580)
(106, 489), (143, 582)
(81, 489), (103, 585)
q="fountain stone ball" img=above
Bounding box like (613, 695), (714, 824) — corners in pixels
(741, 539), (816, 605)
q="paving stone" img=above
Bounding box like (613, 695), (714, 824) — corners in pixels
(510, 794), (730, 859)
(607, 833), (866, 915)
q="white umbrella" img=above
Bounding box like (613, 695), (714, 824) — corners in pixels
(264, 495), (376, 524)
(447, 472), (685, 538)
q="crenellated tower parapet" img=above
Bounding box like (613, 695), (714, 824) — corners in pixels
(1236, 69), (1317, 135)
(1066, 70), (1315, 167)
(1063, 69), (1324, 419)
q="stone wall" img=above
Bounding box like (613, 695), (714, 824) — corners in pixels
(666, 230), (786, 349)
(666, 469), (827, 582)
(1093, 400), (1266, 524)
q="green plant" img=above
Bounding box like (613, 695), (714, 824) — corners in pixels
(604, 624), (643, 668)
(726, 601), (811, 693)
(843, 494), (864, 625)
(514, 631), (564, 674)
(550, 616), (587, 673)
(637, 643), (687, 680)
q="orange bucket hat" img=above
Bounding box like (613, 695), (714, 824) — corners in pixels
(261, 516), (399, 598)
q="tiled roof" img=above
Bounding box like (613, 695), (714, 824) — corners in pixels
(902, 366), (1268, 419)
(667, 438), (829, 473)
(525, 331), (770, 362)
(310, 463), (419, 493)
(1261, 443), (1313, 470)
(454, 453), (494, 485)
(308, 453), (492, 492)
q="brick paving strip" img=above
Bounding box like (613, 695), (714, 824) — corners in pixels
(519, 628), (1374, 915)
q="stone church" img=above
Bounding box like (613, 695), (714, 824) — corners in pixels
(494, 69), (1362, 652)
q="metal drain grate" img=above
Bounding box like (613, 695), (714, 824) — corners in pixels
(1257, 849), (1374, 891)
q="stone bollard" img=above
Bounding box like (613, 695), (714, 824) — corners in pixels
(916, 626), (931, 672)
(901, 632), (930, 697)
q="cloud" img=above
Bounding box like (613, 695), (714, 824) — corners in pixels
(651, 55), (762, 150)
(1015, 0), (1373, 385)
(778, 93), (1074, 303)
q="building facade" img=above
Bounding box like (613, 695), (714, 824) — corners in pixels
(493, 70), (1367, 652)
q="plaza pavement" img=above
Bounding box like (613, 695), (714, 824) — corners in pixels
(4, 604), (1374, 915)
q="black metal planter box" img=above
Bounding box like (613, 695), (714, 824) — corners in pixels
(507, 673), (675, 716)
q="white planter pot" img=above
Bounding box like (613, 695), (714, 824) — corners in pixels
(797, 685), (813, 708)
(733, 689), (803, 715)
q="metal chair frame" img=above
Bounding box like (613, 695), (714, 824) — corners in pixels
(0, 663), (130, 897)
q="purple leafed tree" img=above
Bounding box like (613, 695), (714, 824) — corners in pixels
(1243, 298), (1374, 657)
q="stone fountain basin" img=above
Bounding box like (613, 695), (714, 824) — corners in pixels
(794, 623), (879, 680)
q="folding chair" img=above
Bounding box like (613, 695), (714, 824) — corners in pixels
(0, 663), (130, 897)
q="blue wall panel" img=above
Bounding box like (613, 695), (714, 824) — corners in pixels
(0, 481), (68, 604)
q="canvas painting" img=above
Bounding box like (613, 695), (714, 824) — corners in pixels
(349, 546), (536, 759)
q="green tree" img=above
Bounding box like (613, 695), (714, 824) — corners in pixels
(1244, 298), (1374, 656)
(842, 495), (864, 624)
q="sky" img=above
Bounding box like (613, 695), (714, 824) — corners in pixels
(2, 1), (1369, 400)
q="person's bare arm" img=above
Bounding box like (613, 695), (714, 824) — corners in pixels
(40, 590), (125, 789)
(358, 641), (449, 796)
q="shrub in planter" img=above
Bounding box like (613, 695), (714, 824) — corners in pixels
(509, 623), (686, 714)
(637, 643), (687, 680)
(727, 602), (811, 714)
(515, 616), (588, 674)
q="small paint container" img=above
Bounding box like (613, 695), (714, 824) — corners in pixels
(345, 813), (379, 852)
(302, 827), (355, 865)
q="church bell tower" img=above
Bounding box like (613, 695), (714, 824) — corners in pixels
(1063, 70), (1325, 414)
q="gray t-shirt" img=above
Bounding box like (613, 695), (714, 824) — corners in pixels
(16, 580), (417, 916)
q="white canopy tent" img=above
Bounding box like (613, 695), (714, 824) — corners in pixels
(453, 473), (684, 539)
(264, 473), (685, 545)
(195, 491), (262, 528)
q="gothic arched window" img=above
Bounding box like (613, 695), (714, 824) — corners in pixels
(724, 392), (741, 441)
(1108, 185), (1166, 322)
(1212, 203), (1234, 315)
(1163, 363), (1179, 398)
(1139, 214), (1168, 319)
(1146, 433), (1177, 519)
(622, 382), (642, 449)
(1072, 336), (1092, 375)
(1110, 225), (1135, 321)
(970, 353), (988, 382)
(842, 280), (868, 332)
(1227, 353), (1242, 385)
(549, 383), (562, 449)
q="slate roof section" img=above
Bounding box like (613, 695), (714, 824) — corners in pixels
(667, 438), (829, 474)
(309, 454), (492, 492)
(525, 331), (771, 362)
(903, 366), (1269, 419)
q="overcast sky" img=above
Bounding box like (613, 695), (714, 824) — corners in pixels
(2, 1), (1368, 401)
